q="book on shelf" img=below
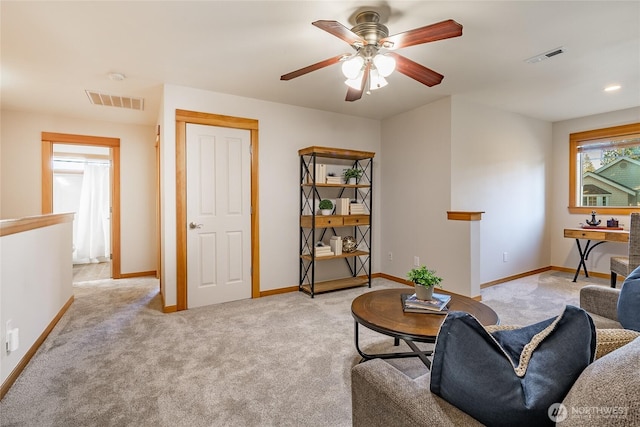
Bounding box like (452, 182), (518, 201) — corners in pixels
(350, 203), (366, 214)
(326, 176), (342, 184)
(329, 236), (342, 255)
(306, 163), (326, 184)
(314, 245), (334, 257)
(401, 293), (451, 314)
(316, 164), (326, 184)
(335, 198), (350, 215)
(315, 251), (334, 257)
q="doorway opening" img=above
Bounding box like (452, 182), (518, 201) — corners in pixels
(53, 144), (111, 280)
(41, 132), (122, 279)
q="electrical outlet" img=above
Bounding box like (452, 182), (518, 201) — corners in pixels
(5, 320), (12, 353)
(388, 252), (393, 261)
(414, 256), (420, 267)
(503, 252), (509, 262)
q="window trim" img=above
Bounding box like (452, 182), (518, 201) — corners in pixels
(569, 122), (640, 215)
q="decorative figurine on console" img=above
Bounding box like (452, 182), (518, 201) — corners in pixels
(607, 218), (619, 228)
(585, 210), (601, 226)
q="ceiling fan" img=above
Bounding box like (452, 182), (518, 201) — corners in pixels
(280, 11), (463, 102)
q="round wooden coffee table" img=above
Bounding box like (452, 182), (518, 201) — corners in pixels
(351, 288), (499, 368)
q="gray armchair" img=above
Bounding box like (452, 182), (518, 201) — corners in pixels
(580, 284), (640, 358)
(610, 212), (640, 288)
(580, 285), (622, 328)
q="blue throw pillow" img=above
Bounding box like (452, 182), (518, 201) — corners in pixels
(618, 265), (640, 331)
(430, 305), (596, 427)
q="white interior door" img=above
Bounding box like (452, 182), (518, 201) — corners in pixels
(186, 123), (252, 308)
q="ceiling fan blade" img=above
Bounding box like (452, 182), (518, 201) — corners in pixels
(280, 54), (348, 81)
(313, 20), (367, 46)
(379, 19), (462, 50)
(345, 62), (370, 102)
(344, 85), (364, 102)
(345, 86), (363, 102)
(389, 52), (444, 87)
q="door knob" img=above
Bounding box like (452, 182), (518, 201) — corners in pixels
(189, 222), (203, 229)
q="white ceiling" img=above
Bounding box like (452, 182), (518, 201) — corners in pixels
(2, 1), (639, 126)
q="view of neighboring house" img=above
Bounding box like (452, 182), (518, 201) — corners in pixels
(583, 157), (640, 207)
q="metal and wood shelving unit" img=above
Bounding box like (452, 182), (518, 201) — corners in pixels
(298, 146), (374, 297)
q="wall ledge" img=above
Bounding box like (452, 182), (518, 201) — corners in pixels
(1, 213), (75, 237)
(447, 211), (484, 221)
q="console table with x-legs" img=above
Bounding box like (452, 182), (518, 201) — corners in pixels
(564, 228), (629, 282)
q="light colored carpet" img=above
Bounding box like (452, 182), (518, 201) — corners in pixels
(72, 261), (111, 282)
(0, 271), (608, 426)
(480, 270), (608, 325)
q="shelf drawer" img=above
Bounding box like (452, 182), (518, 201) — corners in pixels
(564, 229), (606, 240)
(563, 228), (628, 242)
(300, 216), (344, 228)
(344, 215), (369, 226)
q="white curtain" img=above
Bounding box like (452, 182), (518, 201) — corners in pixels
(74, 164), (110, 264)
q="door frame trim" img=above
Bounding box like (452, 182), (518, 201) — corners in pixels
(41, 132), (121, 278)
(175, 109), (260, 311)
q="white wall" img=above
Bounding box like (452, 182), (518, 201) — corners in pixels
(0, 110), (158, 275)
(550, 107), (640, 274)
(380, 97), (476, 296)
(451, 97), (552, 283)
(160, 85), (381, 307)
(380, 96), (552, 296)
(1, 218), (73, 385)
(53, 172), (83, 249)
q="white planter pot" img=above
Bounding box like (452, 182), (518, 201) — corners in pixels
(320, 209), (332, 215)
(414, 284), (434, 300)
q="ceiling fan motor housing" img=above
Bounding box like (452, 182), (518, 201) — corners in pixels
(351, 11), (388, 46)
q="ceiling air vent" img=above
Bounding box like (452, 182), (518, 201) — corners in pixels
(85, 90), (144, 110)
(524, 47), (566, 64)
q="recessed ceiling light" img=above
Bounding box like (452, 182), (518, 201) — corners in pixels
(604, 85), (621, 92)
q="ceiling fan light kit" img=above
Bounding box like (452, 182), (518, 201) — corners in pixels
(280, 10), (463, 102)
(373, 54), (396, 77)
(345, 75), (364, 90)
(342, 56), (365, 79)
(342, 52), (392, 92)
(368, 69), (388, 90)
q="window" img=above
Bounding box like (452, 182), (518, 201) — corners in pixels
(582, 196), (608, 207)
(569, 123), (640, 214)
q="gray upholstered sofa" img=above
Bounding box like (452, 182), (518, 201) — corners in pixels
(351, 337), (640, 427)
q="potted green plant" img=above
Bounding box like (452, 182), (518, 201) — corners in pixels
(318, 199), (333, 215)
(407, 265), (443, 300)
(343, 168), (363, 185)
